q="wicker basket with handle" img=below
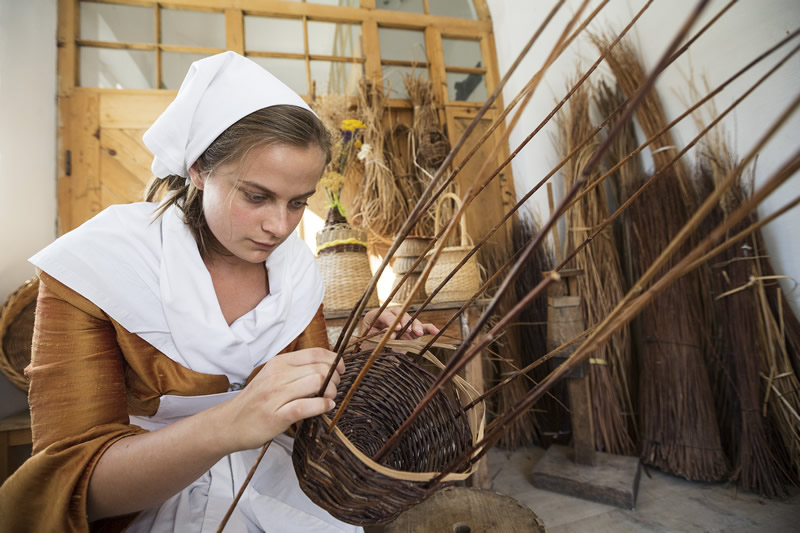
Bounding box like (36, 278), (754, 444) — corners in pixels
(424, 193), (482, 303)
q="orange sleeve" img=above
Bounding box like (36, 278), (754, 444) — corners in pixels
(0, 272), (146, 533)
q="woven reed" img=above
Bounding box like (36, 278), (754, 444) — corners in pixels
(391, 271), (426, 304)
(392, 236), (432, 275)
(293, 347), (485, 526)
(425, 193), (481, 303)
(0, 277), (38, 391)
(316, 216), (378, 311)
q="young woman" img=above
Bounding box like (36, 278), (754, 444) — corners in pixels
(0, 52), (435, 532)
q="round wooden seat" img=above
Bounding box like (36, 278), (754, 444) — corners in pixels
(384, 487), (545, 532)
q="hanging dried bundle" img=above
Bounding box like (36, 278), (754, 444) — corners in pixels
(350, 78), (409, 244)
(593, 37), (728, 479)
(403, 72), (456, 237)
(556, 80), (635, 455)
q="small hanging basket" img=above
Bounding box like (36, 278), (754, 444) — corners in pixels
(316, 208), (379, 312)
(293, 347), (485, 525)
(425, 193), (482, 303)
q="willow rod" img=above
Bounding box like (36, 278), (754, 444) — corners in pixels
(437, 144), (800, 484)
(373, 0), (713, 464)
(417, 0), (602, 219)
(563, 29), (800, 225)
(393, 0), (656, 339)
(320, 0), (570, 394)
(323, 1), (587, 429)
(395, 0), (741, 341)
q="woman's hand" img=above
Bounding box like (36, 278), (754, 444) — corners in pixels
(217, 347), (344, 452)
(360, 307), (440, 340)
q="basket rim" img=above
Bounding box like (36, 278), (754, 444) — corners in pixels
(317, 348), (486, 483)
(0, 277), (39, 391)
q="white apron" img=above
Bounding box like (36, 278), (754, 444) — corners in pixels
(126, 392), (362, 533)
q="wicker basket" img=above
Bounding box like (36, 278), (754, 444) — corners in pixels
(316, 212), (379, 312)
(293, 347), (485, 526)
(0, 277), (39, 391)
(424, 193), (481, 303)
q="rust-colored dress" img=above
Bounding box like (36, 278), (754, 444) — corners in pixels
(0, 271), (330, 533)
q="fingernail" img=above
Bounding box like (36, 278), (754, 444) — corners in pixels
(328, 399), (336, 411)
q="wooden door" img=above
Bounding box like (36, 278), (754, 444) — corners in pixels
(60, 89), (173, 232)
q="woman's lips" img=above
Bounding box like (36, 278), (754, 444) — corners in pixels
(251, 240), (277, 250)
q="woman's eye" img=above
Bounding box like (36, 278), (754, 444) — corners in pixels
(243, 191), (266, 203)
(291, 200), (309, 209)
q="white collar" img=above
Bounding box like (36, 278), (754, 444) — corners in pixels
(30, 203), (324, 385)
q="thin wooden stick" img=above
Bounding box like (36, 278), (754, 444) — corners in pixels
(319, 0), (570, 399)
(556, 37), (800, 272)
(437, 145), (800, 483)
(373, 0), (713, 464)
(216, 441), (271, 533)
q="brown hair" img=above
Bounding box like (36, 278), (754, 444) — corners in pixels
(145, 104), (332, 258)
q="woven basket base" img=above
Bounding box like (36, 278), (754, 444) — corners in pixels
(293, 349), (475, 525)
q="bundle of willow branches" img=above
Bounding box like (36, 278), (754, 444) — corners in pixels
(592, 35), (728, 481)
(556, 80), (635, 455)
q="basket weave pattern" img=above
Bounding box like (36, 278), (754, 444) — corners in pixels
(292, 348), (481, 525)
(0, 277), (38, 391)
(425, 193), (482, 303)
(316, 220), (379, 311)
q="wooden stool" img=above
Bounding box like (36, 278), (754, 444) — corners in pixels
(0, 410), (32, 482)
(384, 487), (545, 532)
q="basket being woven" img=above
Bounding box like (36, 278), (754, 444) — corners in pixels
(0, 277), (39, 391)
(293, 347), (485, 525)
(425, 193), (482, 303)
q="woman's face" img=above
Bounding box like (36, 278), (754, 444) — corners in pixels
(190, 142), (325, 266)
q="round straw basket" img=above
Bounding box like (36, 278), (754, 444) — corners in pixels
(316, 222), (379, 312)
(392, 236), (431, 275)
(293, 347), (485, 526)
(0, 277), (39, 391)
(425, 193), (481, 303)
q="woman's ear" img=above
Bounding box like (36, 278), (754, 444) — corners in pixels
(188, 162), (205, 190)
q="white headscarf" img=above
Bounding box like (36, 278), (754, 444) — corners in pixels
(143, 51), (314, 179)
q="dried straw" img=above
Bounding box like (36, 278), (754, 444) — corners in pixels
(592, 35), (727, 479)
(402, 72), (456, 237)
(512, 213), (569, 445)
(350, 78), (409, 244)
(556, 80), (635, 455)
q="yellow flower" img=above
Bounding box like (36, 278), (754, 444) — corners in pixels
(340, 119), (366, 132)
(320, 171), (345, 191)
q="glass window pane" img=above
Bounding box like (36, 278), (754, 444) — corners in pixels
(447, 71), (486, 102)
(382, 65), (428, 100)
(428, 0), (478, 19)
(376, 0), (424, 14)
(308, 22), (362, 58)
(245, 16), (304, 54)
(442, 38), (482, 68)
(162, 52), (210, 90)
(311, 60), (362, 96)
(310, 0), (359, 6)
(80, 2), (153, 43)
(161, 9), (225, 49)
(378, 28), (426, 63)
(79, 47), (155, 89)
(248, 57), (307, 95)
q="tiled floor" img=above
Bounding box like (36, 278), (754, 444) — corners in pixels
(488, 447), (800, 532)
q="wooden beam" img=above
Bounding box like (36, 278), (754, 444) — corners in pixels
(225, 8), (244, 53)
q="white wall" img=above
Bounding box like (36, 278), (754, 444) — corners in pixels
(0, 0), (57, 416)
(487, 0), (800, 315)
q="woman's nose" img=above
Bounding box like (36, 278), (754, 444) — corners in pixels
(262, 205), (291, 238)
